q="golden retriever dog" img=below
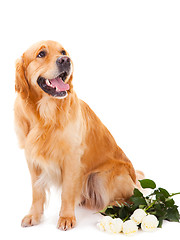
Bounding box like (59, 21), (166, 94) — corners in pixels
(14, 40), (143, 230)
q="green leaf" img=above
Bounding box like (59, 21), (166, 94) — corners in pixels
(157, 217), (164, 228)
(139, 179), (156, 189)
(130, 196), (147, 206)
(159, 188), (170, 198)
(165, 198), (175, 208)
(159, 195), (166, 203)
(104, 206), (116, 216)
(154, 189), (169, 203)
(129, 187), (147, 208)
(133, 188), (144, 197)
(165, 206), (180, 222)
(154, 203), (166, 217)
(118, 206), (130, 220)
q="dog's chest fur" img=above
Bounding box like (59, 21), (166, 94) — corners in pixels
(25, 97), (84, 187)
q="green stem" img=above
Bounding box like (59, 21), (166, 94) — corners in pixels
(145, 201), (156, 212)
(123, 215), (129, 222)
(169, 192), (180, 197)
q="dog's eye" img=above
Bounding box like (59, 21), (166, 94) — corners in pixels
(37, 51), (46, 58)
(61, 50), (66, 55)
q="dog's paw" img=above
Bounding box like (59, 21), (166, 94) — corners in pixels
(21, 214), (41, 227)
(57, 216), (76, 231)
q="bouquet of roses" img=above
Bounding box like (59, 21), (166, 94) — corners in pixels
(97, 179), (180, 236)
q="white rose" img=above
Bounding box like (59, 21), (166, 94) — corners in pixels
(130, 209), (147, 225)
(141, 215), (159, 232)
(122, 220), (138, 236)
(107, 218), (123, 233)
(97, 216), (123, 233)
(97, 216), (112, 231)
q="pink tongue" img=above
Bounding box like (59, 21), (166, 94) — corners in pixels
(50, 77), (70, 92)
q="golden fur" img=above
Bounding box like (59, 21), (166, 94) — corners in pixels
(14, 40), (143, 230)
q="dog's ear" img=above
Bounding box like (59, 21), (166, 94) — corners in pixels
(15, 57), (29, 99)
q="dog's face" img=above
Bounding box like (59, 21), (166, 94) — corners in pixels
(15, 40), (73, 99)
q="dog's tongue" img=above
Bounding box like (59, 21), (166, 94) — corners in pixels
(50, 77), (70, 92)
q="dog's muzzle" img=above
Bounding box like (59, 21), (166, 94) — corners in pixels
(37, 56), (72, 99)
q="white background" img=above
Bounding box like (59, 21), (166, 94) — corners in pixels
(0, 0), (180, 239)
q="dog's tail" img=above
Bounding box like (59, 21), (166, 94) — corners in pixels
(135, 170), (145, 190)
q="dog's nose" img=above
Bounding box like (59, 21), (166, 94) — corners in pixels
(56, 56), (71, 69)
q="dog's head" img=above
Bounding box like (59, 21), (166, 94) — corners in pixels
(15, 40), (73, 100)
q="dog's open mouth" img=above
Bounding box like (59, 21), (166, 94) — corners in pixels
(37, 72), (70, 98)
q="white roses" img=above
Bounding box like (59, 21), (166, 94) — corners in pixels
(97, 209), (159, 236)
(122, 220), (138, 235)
(97, 216), (123, 233)
(141, 215), (159, 232)
(130, 208), (147, 225)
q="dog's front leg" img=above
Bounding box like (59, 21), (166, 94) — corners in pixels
(21, 163), (46, 227)
(57, 159), (82, 231)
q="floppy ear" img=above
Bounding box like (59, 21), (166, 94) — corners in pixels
(15, 58), (29, 99)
